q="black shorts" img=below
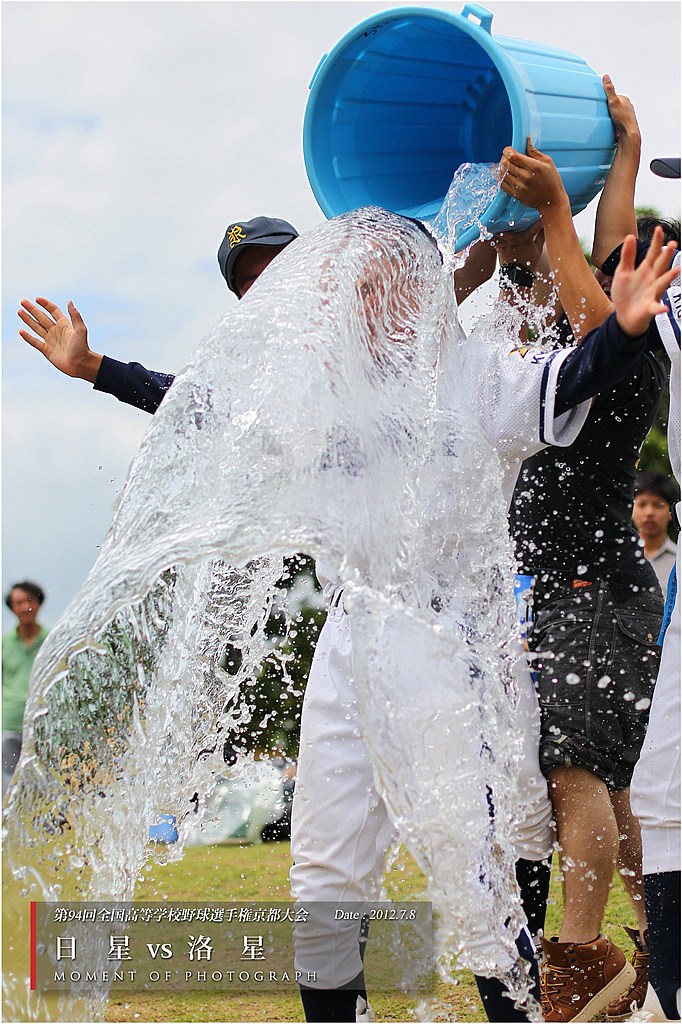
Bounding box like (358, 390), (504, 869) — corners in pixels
(528, 580), (663, 790)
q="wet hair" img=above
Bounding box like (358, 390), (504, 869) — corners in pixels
(5, 580), (45, 610)
(637, 216), (681, 247)
(633, 471), (680, 505)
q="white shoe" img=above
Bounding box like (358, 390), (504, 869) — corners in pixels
(628, 984), (675, 1021)
(356, 994), (376, 1022)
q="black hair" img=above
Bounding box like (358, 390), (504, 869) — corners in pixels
(637, 216), (681, 247)
(5, 580), (46, 610)
(633, 471), (680, 505)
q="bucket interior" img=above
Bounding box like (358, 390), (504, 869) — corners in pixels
(307, 14), (514, 219)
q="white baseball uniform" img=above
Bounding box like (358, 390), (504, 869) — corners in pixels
(291, 313), (592, 986)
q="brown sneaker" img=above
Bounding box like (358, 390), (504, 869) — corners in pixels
(540, 934), (637, 1022)
(605, 927), (650, 1021)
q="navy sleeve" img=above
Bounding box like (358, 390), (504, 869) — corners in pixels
(93, 356), (175, 414)
(554, 312), (652, 416)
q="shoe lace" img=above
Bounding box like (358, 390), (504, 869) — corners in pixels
(632, 948), (649, 971)
(612, 950), (649, 1005)
(541, 965), (575, 1012)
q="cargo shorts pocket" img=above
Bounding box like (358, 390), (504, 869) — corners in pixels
(604, 607), (662, 715)
(613, 608), (661, 647)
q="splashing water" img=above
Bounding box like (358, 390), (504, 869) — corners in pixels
(4, 206), (543, 1019)
(428, 162), (501, 269)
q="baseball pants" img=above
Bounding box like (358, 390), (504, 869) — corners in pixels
(290, 603), (554, 987)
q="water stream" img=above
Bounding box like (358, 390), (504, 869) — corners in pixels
(4, 188), (545, 1020)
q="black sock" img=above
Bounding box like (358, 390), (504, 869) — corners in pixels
(357, 914), (370, 1005)
(474, 927), (541, 1022)
(299, 970), (365, 1022)
(644, 870), (681, 1020)
(515, 856), (551, 938)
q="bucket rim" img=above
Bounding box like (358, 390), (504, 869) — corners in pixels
(302, 3), (532, 235)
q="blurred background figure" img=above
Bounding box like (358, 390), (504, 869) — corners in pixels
(2, 581), (48, 795)
(632, 471), (680, 593)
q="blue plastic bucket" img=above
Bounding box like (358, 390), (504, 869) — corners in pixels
(303, 4), (616, 250)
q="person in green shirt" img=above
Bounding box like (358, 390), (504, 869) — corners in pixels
(2, 580), (48, 794)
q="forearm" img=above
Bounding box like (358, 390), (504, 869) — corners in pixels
(591, 138), (641, 270)
(93, 356), (175, 414)
(454, 239), (497, 304)
(554, 311), (648, 414)
(540, 199), (613, 340)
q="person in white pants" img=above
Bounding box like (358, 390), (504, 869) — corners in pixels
(290, 217), (679, 1024)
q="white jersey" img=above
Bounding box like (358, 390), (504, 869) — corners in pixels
(317, 322), (590, 596)
(446, 316), (590, 508)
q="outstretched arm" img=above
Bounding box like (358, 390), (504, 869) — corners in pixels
(499, 139), (613, 340)
(18, 297), (103, 382)
(591, 75), (641, 271)
(18, 296), (174, 414)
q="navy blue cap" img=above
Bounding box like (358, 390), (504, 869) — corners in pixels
(601, 238), (651, 278)
(217, 216), (298, 295)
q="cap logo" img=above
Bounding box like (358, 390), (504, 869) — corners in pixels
(227, 225), (247, 249)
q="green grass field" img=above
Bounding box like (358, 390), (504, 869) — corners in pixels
(92, 840), (638, 1024)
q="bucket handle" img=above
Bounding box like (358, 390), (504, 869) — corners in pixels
(461, 4), (493, 33)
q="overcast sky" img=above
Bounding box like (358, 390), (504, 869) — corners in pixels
(3, 0), (681, 630)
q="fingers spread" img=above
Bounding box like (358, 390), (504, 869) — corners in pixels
(17, 305), (46, 336)
(19, 297), (62, 330)
(618, 234), (637, 272)
(652, 247), (675, 278)
(35, 296), (65, 319)
(68, 301), (85, 327)
(18, 327), (44, 351)
(659, 264), (680, 293)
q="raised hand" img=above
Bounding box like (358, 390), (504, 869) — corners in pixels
(18, 297), (102, 383)
(611, 226), (679, 337)
(590, 75), (640, 270)
(602, 74), (641, 147)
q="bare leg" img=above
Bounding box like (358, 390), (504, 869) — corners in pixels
(611, 786), (648, 936)
(548, 765), (619, 943)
